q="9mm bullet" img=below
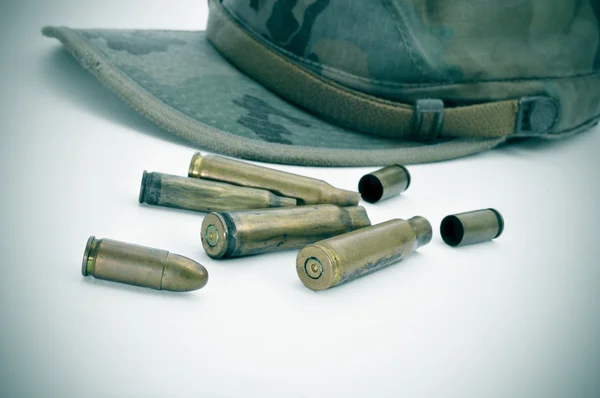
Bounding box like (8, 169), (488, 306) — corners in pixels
(82, 236), (208, 292)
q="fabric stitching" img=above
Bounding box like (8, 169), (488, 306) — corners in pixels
(380, 0), (428, 77)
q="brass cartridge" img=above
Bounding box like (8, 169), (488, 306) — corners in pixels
(82, 236), (208, 292)
(201, 205), (371, 259)
(358, 165), (410, 203)
(139, 171), (296, 213)
(440, 208), (504, 247)
(188, 153), (360, 206)
(297, 217), (431, 290)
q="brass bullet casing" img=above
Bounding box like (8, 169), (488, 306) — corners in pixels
(358, 165), (410, 203)
(296, 216), (432, 291)
(139, 171), (296, 213)
(201, 205), (372, 259)
(440, 208), (504, 247)
(188, 153), (360, 206)
(82, 236), (208, 292)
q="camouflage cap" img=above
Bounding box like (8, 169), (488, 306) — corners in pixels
(43, 0), (600, 166)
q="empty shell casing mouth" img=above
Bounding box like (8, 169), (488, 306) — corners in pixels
(358, 165), (410, 203)
(440, 208), (504, 247)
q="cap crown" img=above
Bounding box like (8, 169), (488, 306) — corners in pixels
(223, 0), (599, 100)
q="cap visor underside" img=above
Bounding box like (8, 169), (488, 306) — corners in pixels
(42, 27), (504, 166)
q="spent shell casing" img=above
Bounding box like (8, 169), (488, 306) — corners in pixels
(139, 171), (296, 213)
(358, 165), (410, 203)
(440, 208), (504, 247)
(188, 153), (360, 206)
(296, 216), (432, 291)
(82, 236), (208, 292)
(201, 205), (371, 259)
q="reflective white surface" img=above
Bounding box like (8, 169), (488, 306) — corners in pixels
(1, 1), (599, 397)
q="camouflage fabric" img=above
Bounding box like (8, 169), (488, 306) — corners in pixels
(41, 0), (600, 166)
(218, 0), (600, 136)
(224, 0), (599, 93)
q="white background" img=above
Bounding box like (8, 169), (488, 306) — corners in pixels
(1, 1), (599, 397)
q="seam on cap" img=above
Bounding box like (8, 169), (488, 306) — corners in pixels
(380, 0), (429, 77)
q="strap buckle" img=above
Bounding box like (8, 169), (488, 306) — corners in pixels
(413, 99), (444, 141)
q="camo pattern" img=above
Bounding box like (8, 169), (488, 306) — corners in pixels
(52, 28), (431, 149)
(222, 0), (600, 101)
(42, 0), (600, 165)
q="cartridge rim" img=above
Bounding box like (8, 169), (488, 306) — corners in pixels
(81, 236), (97, 276)
(488, 208), (505, 238)
(296, 244), (337, 291)
(139, 170), (148, 203)
(201, 213), (230, 258)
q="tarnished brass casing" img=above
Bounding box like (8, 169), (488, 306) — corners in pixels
(201, 205), (371, 259)
(296, 217), (431, 291)
(440, 208), (504, 247)
(188, 153), (360, 206)
(82, 236), (208, 292)
(358, 165), (410, 203)
(139, 171), (296, 213)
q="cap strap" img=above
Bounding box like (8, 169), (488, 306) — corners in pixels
(208, 0), (524, 141)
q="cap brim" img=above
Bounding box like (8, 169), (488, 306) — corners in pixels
(42, 27), (504, 166)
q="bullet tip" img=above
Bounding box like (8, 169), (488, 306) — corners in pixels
(161, 253), (209, 292)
